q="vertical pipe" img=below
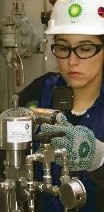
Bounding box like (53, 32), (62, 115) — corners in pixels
(6, 190), (10, 212)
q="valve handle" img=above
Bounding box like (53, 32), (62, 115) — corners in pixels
(34, 131), (65, 144)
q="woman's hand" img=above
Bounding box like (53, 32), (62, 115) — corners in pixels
(41, 113), (104, 172)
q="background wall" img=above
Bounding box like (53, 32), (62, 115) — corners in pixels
(0, 0), (59, 111)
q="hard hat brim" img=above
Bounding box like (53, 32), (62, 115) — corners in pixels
(45, 25), (104, 35)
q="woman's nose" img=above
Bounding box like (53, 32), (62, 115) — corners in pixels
(67, 51), (80, 66)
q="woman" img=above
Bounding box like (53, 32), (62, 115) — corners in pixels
(19, 0), (104, 211)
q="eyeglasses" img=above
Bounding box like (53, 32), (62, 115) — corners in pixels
(51, 43), (104, 59)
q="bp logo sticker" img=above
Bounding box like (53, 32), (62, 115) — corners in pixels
(68, 4), (82, 18)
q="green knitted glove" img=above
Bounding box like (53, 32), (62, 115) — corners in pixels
(41, 113), (96, 171)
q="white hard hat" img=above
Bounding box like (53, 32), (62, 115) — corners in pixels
(45, 0), (104, 35)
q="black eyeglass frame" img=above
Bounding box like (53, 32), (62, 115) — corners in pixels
(51, 43), (104, 59)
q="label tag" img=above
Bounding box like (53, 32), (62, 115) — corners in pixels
(7, 120), (32, 143)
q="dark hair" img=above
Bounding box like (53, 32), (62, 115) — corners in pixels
(98, 35), (104, 79)
(99, 35), (104, 44)
(49, 0), (57, 6)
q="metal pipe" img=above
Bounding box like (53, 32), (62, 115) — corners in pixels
(33, 181), (59, 196)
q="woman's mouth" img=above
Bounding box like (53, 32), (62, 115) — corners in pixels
(67, 71), (82, 78)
